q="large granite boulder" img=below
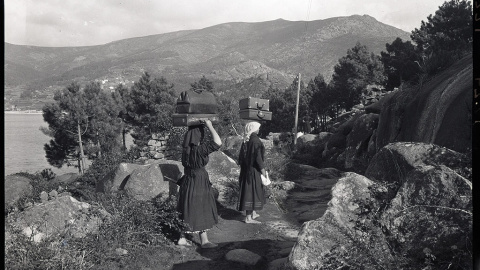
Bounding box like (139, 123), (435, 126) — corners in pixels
(96, 163), (145, 193)
(375, 56), (472, 153)
(344, 113), (379, 172)
(205, 151), (240, 205)
(288, 172), (392, 270)
(5, 174), (33, 212)
(310, 56), (471, 174)
(123, 162), (177, 201)
(6, 195), (110, 243)
(288, 142), (472, 269)
(365, 142), (471, 191)
(96, 160), (183, 201)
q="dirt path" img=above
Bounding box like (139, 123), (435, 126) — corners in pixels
(168, 200), (302, 270)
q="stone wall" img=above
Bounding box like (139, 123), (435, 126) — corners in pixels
(137, 133), (178, 162)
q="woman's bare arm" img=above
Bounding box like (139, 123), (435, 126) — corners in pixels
(204, 120), (222, 146)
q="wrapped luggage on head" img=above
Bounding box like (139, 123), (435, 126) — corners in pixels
(239, 97), (272, 121)
(173, 89), (219, 126)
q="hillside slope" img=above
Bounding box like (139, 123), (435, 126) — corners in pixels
(5, 14), (409, 97)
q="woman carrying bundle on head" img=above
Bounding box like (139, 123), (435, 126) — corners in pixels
(177, 119), (222, 249)
(237, 121), (267, 223)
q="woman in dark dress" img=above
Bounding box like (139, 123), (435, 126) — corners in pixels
(237, 121), (267, 223)
(177, 120), (222, 248)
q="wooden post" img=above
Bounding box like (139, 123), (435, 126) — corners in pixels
(77, 122), (86, 174)
(293, 73), (301, 147)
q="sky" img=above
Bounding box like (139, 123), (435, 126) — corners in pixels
(5, 0), (448, 47)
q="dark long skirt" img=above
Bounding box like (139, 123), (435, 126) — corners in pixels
(237, 167), (266, 211)
(177, 167), (218, 232)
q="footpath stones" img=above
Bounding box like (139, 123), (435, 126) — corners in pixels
(225, 249), (263, 266)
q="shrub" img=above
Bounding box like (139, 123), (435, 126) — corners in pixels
(222, 177), (240, 207)
(166, 126), (188, 161)
(5, 192), (185, 269)
(7, 170), (61, 214)
(5, 146), (187, 269)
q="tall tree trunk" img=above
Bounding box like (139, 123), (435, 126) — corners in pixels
(77, 122), (87, 174)
(122, 127), (127, 150)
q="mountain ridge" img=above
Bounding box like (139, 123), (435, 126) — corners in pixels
(4, 14), (411, 109)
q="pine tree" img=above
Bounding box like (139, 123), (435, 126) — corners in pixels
(42, 82), (122, 174)
(411, 0), (472, 57)
(330, 42), (385, 111)
(381, 38), (420, 90)
(125, 72), (177, 146)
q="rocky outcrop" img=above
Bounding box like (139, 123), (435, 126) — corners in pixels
(289, 172), (390, 269)
(302, 56), (472, 174)
(5, 174), (33, 212)
(96, 153), (238, 204)
(375, 56), (472, 153)
(205, 151), (240, 204)
(96, 163), (145, 193)
(365, 142), (471, 189)
(222, 135), (244, 162)
(122, 163), (176, 201)
(288, 142), (472, 269)
(96, 160), (183, 201)
(6, 195), (110, 243)
(344, 113), (379, 171)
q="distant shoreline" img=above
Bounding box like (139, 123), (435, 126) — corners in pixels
(4, 111), (43, 115)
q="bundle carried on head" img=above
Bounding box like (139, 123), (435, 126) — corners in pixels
(173, 89), (219, 126)
(239, 97), (272, 121)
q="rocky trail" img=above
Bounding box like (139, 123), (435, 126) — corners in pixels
(168, 200), (301, 270)
(163, 165), (342, 270)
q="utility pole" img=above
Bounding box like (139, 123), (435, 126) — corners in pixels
(77, 121), (86, 175)
(293, 73), (301, 147)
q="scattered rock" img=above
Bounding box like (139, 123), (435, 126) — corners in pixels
(225, 249), (263, 266)
(289, 142), (472, 270)
(123, 163), (173, 201)
(115, 248), (128, 256)
(7, 195), (110, 243)
(40, 191), (49, 203)
(268, 257), (288, 270)
(48, 190), (58, 200)
(54, 173), (79, 185)
(296, 134), (317, 146)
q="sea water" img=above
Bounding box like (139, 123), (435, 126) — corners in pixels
(4, 112), (79, 176)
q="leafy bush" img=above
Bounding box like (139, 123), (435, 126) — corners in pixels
(5, 223), (95, 270)
(264, 146), (291, 182)
(5, 144), (188, 269)
(222, 178), (240, 207)
(166, 126), (188, 161)
(7, 170), (61, 214)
